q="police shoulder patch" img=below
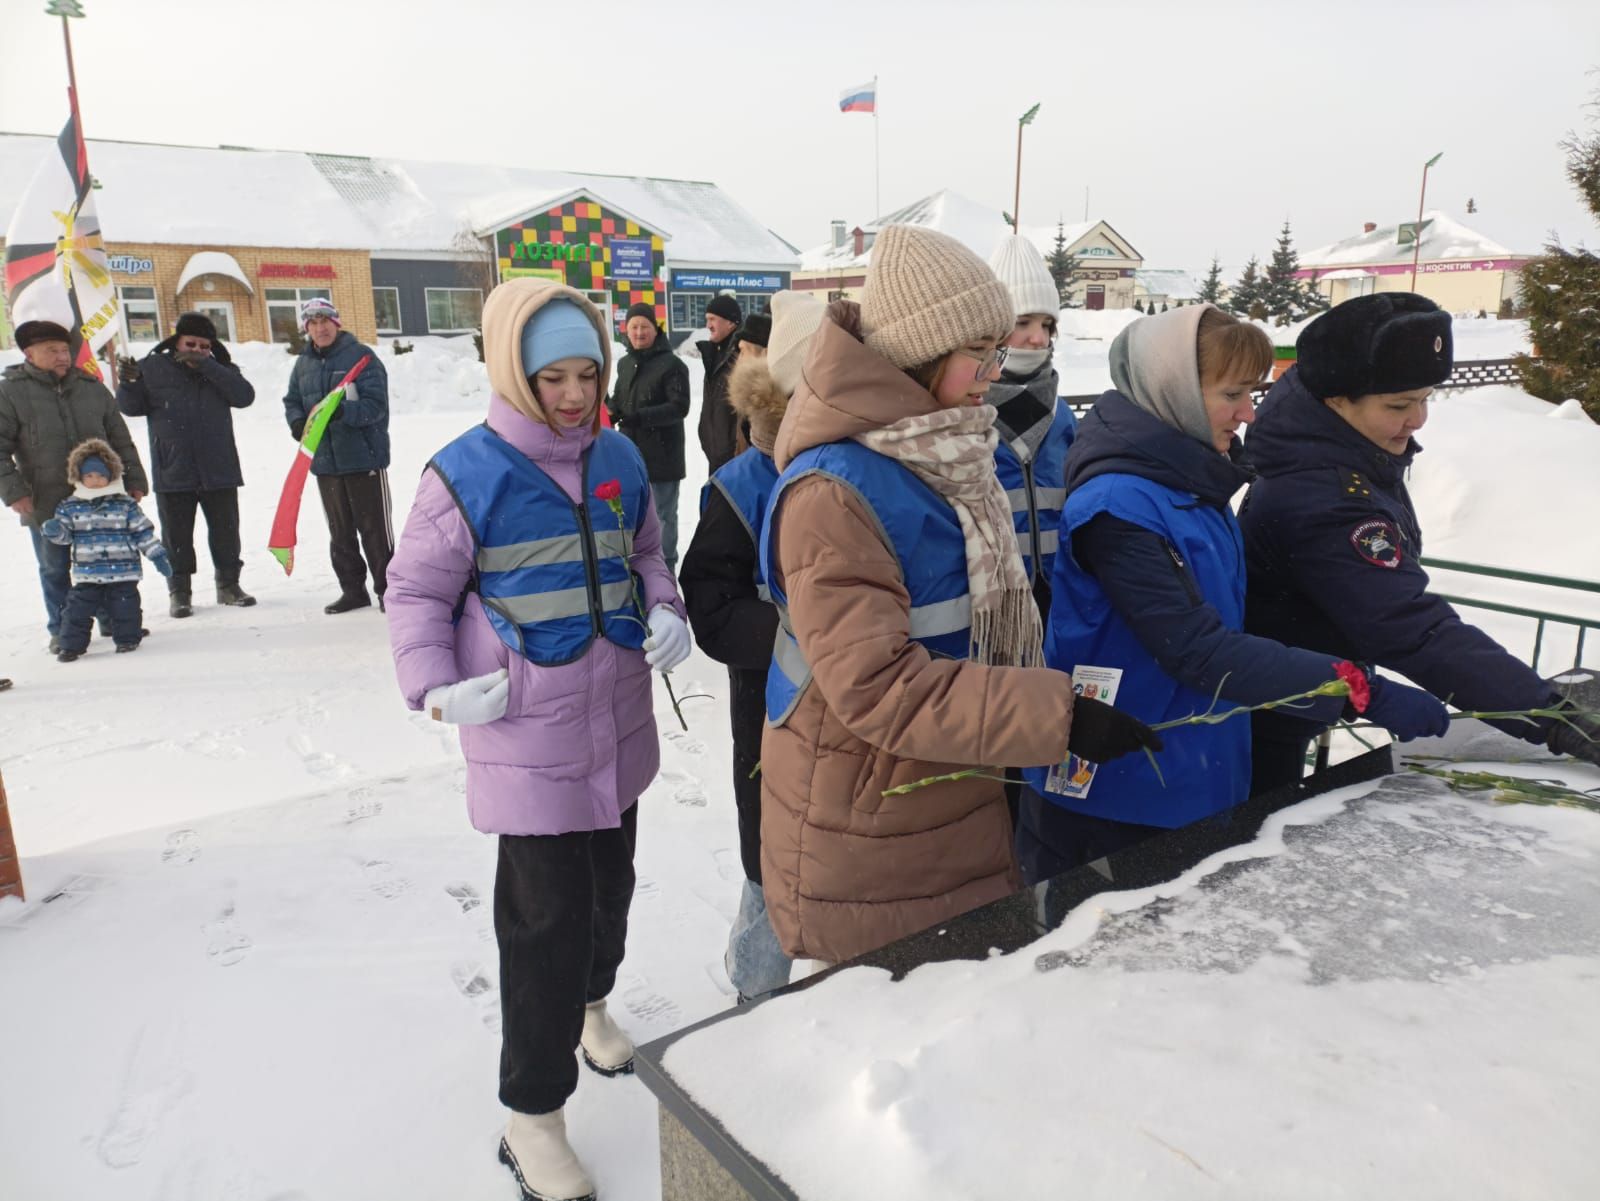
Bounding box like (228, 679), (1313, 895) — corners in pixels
(1350, 518), (1403, 568)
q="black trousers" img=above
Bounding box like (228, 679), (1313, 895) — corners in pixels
(495, 803), (638, 1116)
(156, 488), (242, 583)
(728, 666), (766, 884)
(1014, 785), (1165, 887)
(1249, 711), (1319, 797)
(60, 581), (142, 653)
(316, 470), (393, 597)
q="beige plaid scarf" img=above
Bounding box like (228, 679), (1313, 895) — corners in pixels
(855, 405), (1043, 667)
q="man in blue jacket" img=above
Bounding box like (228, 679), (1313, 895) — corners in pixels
(282, 298), (392, 614)
(117, 312), (256, 617)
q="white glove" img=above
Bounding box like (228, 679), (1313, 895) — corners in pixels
(643, 606), (691, 672)
(424, 668), (510, 725)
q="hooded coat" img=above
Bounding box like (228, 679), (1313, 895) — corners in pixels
(758, 303), (1078, 963)
(385, 279), (685, 835)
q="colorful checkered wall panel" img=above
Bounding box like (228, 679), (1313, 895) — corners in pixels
(493, 198), (667, 331)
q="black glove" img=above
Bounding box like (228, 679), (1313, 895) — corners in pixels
(116, 355), (140, 382)
(1547, 700), (1600, 767)
(289, 418), (306, 442)
(1067, 696), (1163, 765)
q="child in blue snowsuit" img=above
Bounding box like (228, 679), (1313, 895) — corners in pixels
(41, 438), (171, 661)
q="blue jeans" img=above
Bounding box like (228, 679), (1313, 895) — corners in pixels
(726, 879), (792, 1000)
(29, 524), (72, 637)
(651, 480), (681, 572)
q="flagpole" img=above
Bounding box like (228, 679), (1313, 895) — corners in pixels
(873, 75), (880, 218)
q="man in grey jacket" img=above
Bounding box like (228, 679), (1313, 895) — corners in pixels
(0, 321), (149, 650)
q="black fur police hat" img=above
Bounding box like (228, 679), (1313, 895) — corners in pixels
(1296, 293), (1453, 400)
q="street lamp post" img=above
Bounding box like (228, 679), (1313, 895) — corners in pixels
(1410, 151), (1443, 291)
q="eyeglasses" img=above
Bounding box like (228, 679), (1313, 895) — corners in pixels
(954, 344), (1008, 380)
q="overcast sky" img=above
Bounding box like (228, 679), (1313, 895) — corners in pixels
(3, 0), (1596, 275)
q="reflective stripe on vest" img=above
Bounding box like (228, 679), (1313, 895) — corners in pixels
(994, 400), (1075, 586)
(428, 425), (651, 666)
(761, 442), (971, 726)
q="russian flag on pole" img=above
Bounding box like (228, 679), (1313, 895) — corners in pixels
(839, 81), (876, 114)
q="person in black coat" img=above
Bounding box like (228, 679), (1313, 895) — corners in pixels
(607, 302), (691, 570)
(1240, 293), (1600, 791)
(117, 312), (256, 616)
(695, 293), (744, 473)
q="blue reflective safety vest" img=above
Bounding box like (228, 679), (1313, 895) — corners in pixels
(760, 440), (972, 725)
(700, 446), (780, 604)
(1024, 472), (1250, 827)
(993, 399), (1075, 587)
(429, 425), (651, 666)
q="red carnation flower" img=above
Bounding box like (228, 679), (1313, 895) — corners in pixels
(1334, 661), (1371, 713)
(593, 480), (622, 502)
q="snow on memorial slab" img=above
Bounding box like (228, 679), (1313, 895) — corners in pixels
(662, 776), (1600, 1201)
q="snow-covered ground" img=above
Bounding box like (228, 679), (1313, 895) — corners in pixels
(1, 317), (1592, 1200)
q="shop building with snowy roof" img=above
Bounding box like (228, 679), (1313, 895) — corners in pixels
(1132, 268), (1203, 309)
(791, 189), (1145, 311)
(1297, 211), (1532, 315)
(0, 133), (796, 349)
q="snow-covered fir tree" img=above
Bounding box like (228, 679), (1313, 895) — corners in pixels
(1228, 257), (1267, 320)
(1262, 221), (1328, 326)
(1047, 220), (1078, 307)
(1197, 256), (1225, 304)
(1517, 90), (1600, 419)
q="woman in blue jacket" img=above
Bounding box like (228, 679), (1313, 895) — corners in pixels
(1018, 305), (1448, 883)
(1240, 293), (1600, 791)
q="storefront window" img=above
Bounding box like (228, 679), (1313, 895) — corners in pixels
(373, 287), (401, 335)
(193, 302), (236, 343)
(117, 286), (160, 344)
(425, 288), (483, 334)
(266, 286), (332, 343)
(670, 291), (775, 332)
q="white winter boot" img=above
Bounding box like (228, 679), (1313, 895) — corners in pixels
(499, 1109), (596, 1201)
(579, 998), (634, 1076)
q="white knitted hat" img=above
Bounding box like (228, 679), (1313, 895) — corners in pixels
(766, 291), (828, 397)
(989, 234), (1060, 319)
(861, 225), (1014, 369)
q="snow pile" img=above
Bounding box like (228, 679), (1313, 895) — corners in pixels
(663, 775), (1600, 1200)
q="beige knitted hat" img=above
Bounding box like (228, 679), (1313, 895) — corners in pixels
(766, 290), (828, 396)
(861, 224), (1015, 369)
(989, 234), (1061, 319)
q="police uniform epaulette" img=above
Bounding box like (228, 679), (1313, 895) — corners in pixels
(1342, 468), (1371, 498)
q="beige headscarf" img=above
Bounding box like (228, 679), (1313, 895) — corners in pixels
(1108, 303), (1215, 446)
(854, 404), (1042, 668)
(480, 277), (613, 431)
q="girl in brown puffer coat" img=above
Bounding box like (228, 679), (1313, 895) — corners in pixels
(759, 225), (1160, 965)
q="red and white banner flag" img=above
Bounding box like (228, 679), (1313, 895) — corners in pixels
(4, 92), (118, 372)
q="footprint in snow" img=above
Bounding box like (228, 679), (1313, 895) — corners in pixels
(712, 848), (742, 883)
(633, 877), (661, 902)
(673, 782), (708, 807)
(445, 882), (483, 914)
(342, 789), (383, 826)
(621, 980), (682, 1026)
(203, 905), (253, 967)
(98, 1022), (194, 1169)
(451, 961), (502, 1033)
(162, 829), (200, 865)
(362, 859), (411, 899)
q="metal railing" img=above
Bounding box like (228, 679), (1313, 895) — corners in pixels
(1421, 556), (1600, 673)
(1062, 357), (1532, 417)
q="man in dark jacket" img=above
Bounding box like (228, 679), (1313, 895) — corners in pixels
(607, 302), (691, 569)
(1, 320), (149, 649)
(282, 298), (392, 614)
(117, 312), (257, 617)
(695, 293), (744, 472)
